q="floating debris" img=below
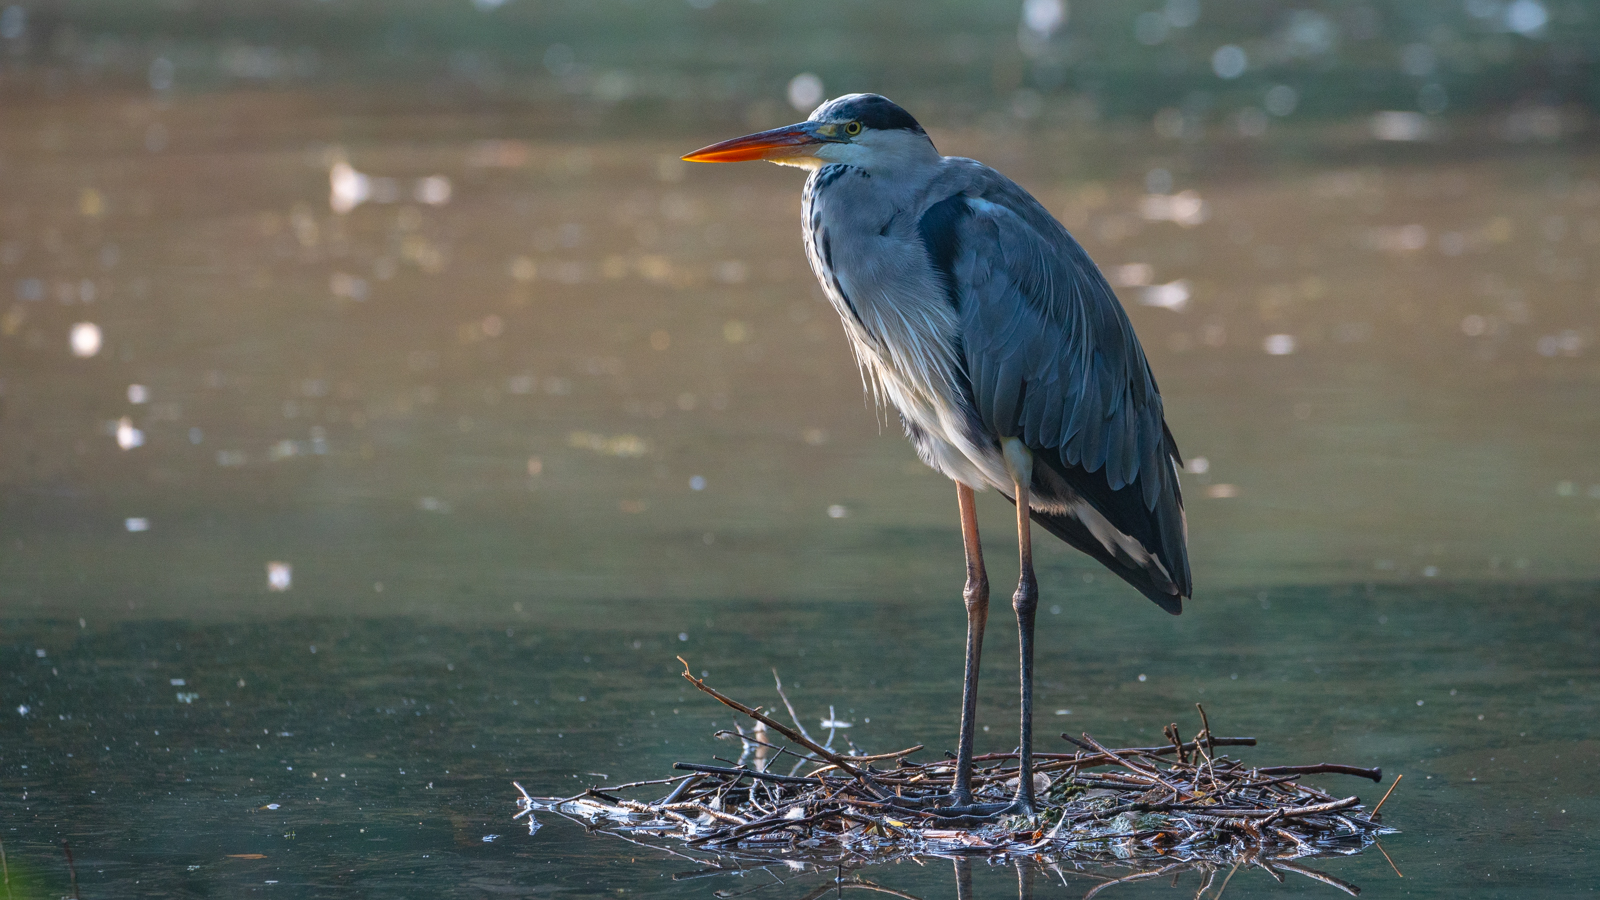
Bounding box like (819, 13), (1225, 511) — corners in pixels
(515, 662), (1394, 897)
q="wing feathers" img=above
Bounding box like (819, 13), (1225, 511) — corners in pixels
(935, 168), (1191, 604)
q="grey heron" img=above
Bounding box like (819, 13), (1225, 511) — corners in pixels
(684, 94), (1191, 818)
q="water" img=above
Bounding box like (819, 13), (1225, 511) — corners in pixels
(3, 2), (1600, 896)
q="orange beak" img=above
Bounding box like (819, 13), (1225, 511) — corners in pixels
(682, 123), (829, 163)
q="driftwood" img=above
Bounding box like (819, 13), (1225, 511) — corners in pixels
(515, 662), (1397, 898)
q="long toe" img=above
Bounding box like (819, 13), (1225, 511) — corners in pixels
(927, 800), (1016, 824)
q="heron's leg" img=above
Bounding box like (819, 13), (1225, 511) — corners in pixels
(952, 482), (989, 807)
(1002, 437), (1039, 815)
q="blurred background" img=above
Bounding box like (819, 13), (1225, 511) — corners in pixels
(0, 1), (1596, 896)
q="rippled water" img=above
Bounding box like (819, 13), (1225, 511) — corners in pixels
(3, 22), (1600, 897)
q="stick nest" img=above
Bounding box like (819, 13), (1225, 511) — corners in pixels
(516, 661), (1397, 896)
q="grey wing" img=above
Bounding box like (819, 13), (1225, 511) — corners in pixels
(923, 171), (1191, 610)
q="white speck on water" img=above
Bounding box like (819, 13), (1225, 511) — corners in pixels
(1212, 44), (1247, 79)
(16, 705), (28, 716)
(1423, 566), (1439, 577)
(1187, 456), (1210, 474)
(1506, 0), (1548, 36)
(1110, 263), (1153, 287)
(1054, 709), (1072, 716)
(266, 561), (292, 591)
(1049, 605), (1061, 614)
(689, 475), (706, 491)
(827, 504), (848, 518)
(1417, 700), (1425, 706)
(1137, 674), (1147, 682)
(70, 322), (102, 357)
(1140, 280), (1190, 312)
(329, 161), (371, 213)
(170, 679), (186, 686)
(127, 384), (149, 404)
(415, 176), (452, 206)
(678, 632), (688, 642)
(115, 417), (144, 449)
(1263, 334), (1297, 355)
(125, 517), (149, 532)
(1371, 111), (1431, 142)
(482, 834), (499, 842)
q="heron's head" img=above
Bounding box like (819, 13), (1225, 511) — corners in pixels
(683, 93), (936, 172)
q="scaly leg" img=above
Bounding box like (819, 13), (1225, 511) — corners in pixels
(952, 482), (988, 807)
(1002, 437), (1039, 816)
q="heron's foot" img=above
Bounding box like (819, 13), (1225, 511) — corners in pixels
(924, 799), (1024, 825)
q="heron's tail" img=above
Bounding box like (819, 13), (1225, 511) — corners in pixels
(1026, 507), (1186, 614)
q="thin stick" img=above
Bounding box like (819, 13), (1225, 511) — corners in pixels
(1195, 703), (1214, 760)
(1053, 736), (1257, 759)
(716, 732), (923, 766)
(1256, 763), (1381, 782)
(771, 669), (818, 745)
(673, 762), (826, 786)
(662, 774), (703, 805)
(1370, 773), (1403, 817)
(1075, 732), (1192, 800)
(679, 658), (866, 779)
(605, 774), (696, 792)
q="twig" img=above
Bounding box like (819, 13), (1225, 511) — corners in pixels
(1255, 764), (1381, 782)
(1075, 732), (1192, 800)
(1370, 773), (1402, 818)
(673, 762), (827, 786)
(680, 658), (867, 780)
(772, 669), (818, 745)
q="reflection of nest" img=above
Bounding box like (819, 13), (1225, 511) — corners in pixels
(516, 662), (1400, 897)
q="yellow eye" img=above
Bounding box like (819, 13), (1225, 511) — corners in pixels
(845, 121), (862, 136)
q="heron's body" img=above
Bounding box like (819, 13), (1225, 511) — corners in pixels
(684, 94), (1191, 817)
(801, 154), (1189, 608)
